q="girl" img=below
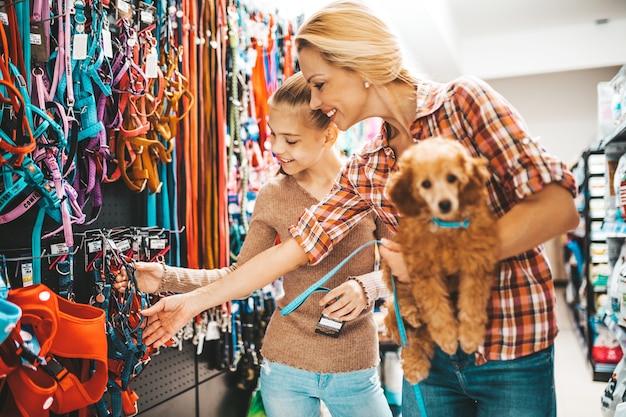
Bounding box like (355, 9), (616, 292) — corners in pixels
(120, 72), (393, 417)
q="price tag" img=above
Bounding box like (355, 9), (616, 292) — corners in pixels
(21, 262), (33, 287)
(50, 242), (69, 255)
(145, 49), (159, 78)
(72, 33), (89, 60)
(102, 29), (113, 58)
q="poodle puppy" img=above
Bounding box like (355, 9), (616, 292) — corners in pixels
(382, 136), (499, 384)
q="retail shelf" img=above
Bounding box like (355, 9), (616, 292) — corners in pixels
(593, 362), (616, 382)
(598, 120), (626, 149)
(604, 314), (626, 351)
(603, 221), (626, 238)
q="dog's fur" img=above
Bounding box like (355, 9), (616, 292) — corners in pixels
(382, 137), (499, 384)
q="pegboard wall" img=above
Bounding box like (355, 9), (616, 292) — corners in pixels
(0, 180), (250, 417)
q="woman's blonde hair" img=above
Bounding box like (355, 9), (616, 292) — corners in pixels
(295, 0), (417, 87)
(269, 72), (331, 131)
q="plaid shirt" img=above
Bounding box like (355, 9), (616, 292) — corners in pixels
(289, 75), (577, 361)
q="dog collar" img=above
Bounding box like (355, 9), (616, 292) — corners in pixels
(431, 217), (470, 229)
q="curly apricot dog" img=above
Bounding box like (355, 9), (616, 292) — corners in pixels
(383, 137), (499, 384)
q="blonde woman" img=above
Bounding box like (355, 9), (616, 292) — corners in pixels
(139, 2), (578, 416)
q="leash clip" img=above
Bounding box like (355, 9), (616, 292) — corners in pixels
(42, 355), (70, 382)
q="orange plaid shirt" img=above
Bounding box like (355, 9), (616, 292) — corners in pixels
(289, 75), (577, 361)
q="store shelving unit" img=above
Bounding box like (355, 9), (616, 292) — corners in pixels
(583, 121), (626, 381)
(569, 149), (611, 380)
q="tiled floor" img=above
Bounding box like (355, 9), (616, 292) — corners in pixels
(555, 285), (608, 417)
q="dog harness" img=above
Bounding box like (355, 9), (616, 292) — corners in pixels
(0, 284), (108, 416)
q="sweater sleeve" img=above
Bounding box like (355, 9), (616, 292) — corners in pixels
(160, 263), (237, 293)
(159, 180), (282, 294)
(348, 214), (394, 307)
(348, 269), (389, 308)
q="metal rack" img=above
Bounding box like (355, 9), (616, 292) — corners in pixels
(0, 179), (250, 416)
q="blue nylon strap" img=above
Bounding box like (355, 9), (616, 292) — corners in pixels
(280, 239), (381, 316)
(16, 0), (31, 88)
(31, 207), (46, 284)
(391, 269), (428, 417)
(390, 276), (408, 347)
(146, 193), (156, 227)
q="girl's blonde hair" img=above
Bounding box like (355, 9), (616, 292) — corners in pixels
(295, 0), (417, 87)
(269, 72), (331, 131)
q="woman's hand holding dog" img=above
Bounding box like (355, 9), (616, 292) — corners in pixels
(319, 280), (368, 321)
(379, 238), (410, 283)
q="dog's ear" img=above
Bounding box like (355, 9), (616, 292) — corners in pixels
(460, 156), (490, 207)
(386, 165), (424, 216)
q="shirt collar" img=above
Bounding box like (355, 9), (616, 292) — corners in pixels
(360, 78), (449, 156)
(413, 79), (447, 121)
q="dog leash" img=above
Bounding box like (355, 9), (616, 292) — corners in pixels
(390, 275), (429, 417)
(279, 238), (429, 416)
(280, 240), (381, 316)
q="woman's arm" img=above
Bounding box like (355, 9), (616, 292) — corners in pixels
(496, 182), (578, 260)
(380, 183), (579, 282)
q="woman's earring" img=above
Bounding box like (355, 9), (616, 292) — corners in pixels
(364, 81), (370, 89)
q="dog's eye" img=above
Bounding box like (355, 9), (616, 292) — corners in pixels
(447, 174), (457, 183)
(421, 180), (431, 189)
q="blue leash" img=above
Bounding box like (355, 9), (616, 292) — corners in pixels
(390, 275), (428, 417)
(280, 239), (429, 416)
(280, 240), (380, 316)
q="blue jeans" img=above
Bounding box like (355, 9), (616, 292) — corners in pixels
(260, 360), (392, 417)
(402, 346), (556, 417)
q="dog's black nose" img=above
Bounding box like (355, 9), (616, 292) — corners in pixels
(439, 200), (451, 213)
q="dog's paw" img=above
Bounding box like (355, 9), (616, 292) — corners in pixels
(402, 359), (431, 384)
(404, 312), (422, 329)
(439, 340), (459, 355)
(431, 328), (459, 355)
(459, 328), (485, 354)
(384, 312), (402, 345)
(459, 338), (479, 354)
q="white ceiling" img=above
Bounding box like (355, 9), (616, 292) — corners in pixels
(267, 0), (626, 81)
(383, 0), (626, 81)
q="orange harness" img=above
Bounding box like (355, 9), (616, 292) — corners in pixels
(0, 284), (107, 416)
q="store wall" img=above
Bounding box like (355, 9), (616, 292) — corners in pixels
(487, 65), (622, 166)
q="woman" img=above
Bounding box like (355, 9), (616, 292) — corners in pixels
(122, 72), (393, 417)
(139, 2), (579, 416)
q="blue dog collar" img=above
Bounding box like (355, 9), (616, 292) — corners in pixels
(431, 217), (470, 229)
(0, 298), (22, 344)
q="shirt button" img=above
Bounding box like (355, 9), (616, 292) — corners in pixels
(522, 138), (531, 145)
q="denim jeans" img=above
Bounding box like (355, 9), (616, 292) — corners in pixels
(260, 360), (392, 417)
(401, 345), (556, 417)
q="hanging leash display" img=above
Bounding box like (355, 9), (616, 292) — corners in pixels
(0, 0), (298, 414)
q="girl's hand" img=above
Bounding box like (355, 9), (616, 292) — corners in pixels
(114, 261), (164, 294)
(140, 293), (194, 347)
(319, 279), (367, 321)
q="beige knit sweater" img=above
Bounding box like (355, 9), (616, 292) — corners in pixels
(160, 174), (392, 373)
